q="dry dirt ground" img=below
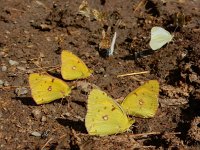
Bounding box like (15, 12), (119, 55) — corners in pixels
(1, 0), (200, 149)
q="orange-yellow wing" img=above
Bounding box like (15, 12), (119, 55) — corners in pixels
(121, 80), (159, 118)
(85, 89), (134, 136)
(61, 50), (93, 80)
(29, 73), (71, 105)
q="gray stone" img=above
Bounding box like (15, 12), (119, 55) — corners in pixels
(99, 67), (105, 73)
(17, 66), (26, 71)
(30, 131), (41, 137)
(41, 116), (47, 122)
(1, 66), (7, 72)
(0, 80), (4, 87)
(32, 109), (42, 120)
(9, 60), (19, 66)
(15, 87), (28, 96)
(3, 81), (9, 86)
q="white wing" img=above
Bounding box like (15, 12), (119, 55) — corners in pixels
(150, 27), (173, 50)
(108, 32), (117, 56)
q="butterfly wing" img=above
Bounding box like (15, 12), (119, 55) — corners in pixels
(150, 27), (173, 50)
(85, 89), (134, 136)
(121, 80), (159, 118)
(29, 73), (71, 104)
(61, 50), (93, 80)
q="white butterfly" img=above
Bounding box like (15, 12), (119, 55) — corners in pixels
(149, 27), (173, 50)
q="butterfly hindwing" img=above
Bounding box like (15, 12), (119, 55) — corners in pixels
(121, 80), (159, 118)
(29, 73), (71, 105)
(61, 50), (93, 80)
(85, 89), (134, 136)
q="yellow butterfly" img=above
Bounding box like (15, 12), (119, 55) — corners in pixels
(85, 89), (135, 136)
(61, 50), (93, 80)
(121, 80), (159, 118)
(29, 73), (71, 105)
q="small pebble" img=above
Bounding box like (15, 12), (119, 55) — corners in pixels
(32, 109), (42, 120)
(41, 116), (47, 122)
(21, 60), (27, 64)
(15, 87), (28, 96)
(17, 66), (26, 71)
(103, 74), (108, 77)
(0, 52), (4, 57)
(0, 80), (4, 87)
(24, 30), (29, 34)
(5, 30), (10, 34)
(3, 81), (9, 86)
(1, 66), (7, 72)
(39, 53), (45, 58)
(99, 67), (105, 73)
(30, 131), (41, 137)
(46, 37), (51, 42)
(0, 111), (3, 118)
(9, 60), (19, 66)
(94, 51), (99, 56)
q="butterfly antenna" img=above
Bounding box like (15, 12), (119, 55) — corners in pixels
(41, 137), (54, 150)
(107, 32), (117, 56)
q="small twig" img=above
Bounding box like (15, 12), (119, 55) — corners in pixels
(133, 0), (147, 13)
(0, 85), (30, 90)
(128, 131), (181, 139)
(41, 137), (54, 150)
(117, 71), (150, 77)
(29, 65), (60, 72)
(59, 134), (67, 140)
(129, 132), (160, 138)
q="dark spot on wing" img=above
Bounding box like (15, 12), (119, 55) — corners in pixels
(51, 78), (55, 82)
(48, 86), (52, 91)
(139, 99), (144, 105)
(111, 105), (116, 111)
(72, 66), (76, 70)
(102, 115), (108, 120)
(60, 91), (65, 96)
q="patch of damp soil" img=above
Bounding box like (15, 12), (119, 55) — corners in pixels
(0, 0), (200, 149)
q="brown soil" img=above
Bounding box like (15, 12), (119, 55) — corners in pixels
(1, 0), (200, 149)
